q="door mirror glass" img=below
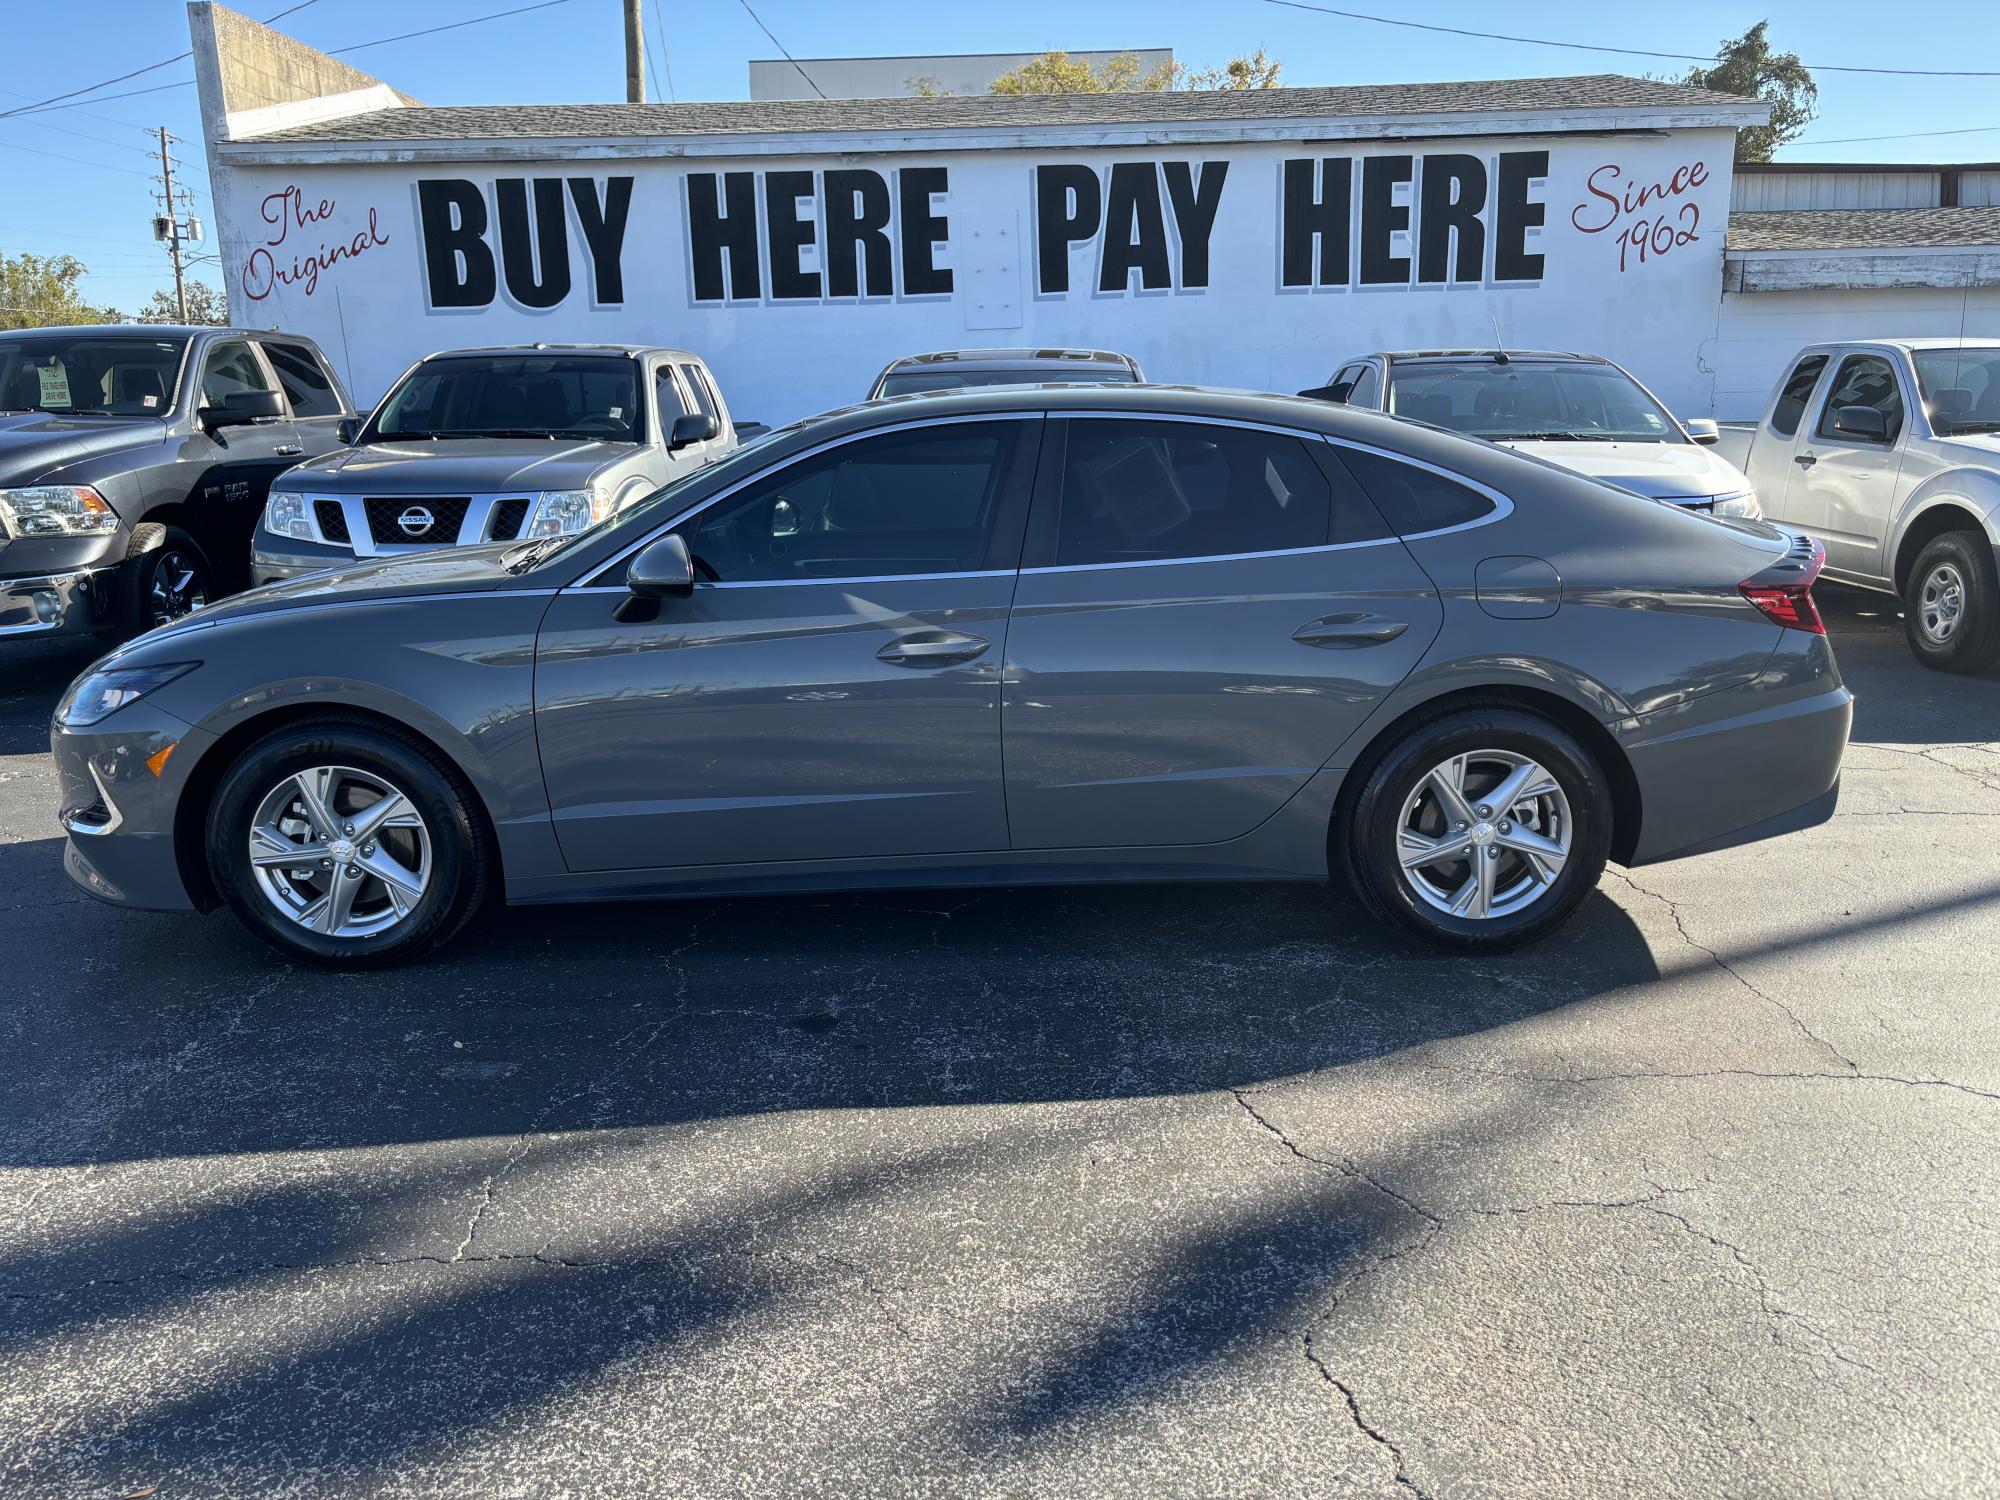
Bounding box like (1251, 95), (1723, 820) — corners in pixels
(202, 388), (284, 429)
(669, 412), (717, 450)
(627, 533), (695, 597)
(336, 416), (361, 445)
(1832, 404), (1888, 441)
(1683, 417), (1720, 445)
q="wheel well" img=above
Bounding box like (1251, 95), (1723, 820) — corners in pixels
(1893, 504), (1985, 597)
(139, 500), (249, 593)
(172, 704), (503, 913)
(1333, 685), (1644, 866)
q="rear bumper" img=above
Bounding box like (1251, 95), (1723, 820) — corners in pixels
(0, 565), (117, 638)
(1624, 680), (1853, 866)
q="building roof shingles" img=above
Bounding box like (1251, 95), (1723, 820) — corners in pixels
(244, 73), (1757, 145)
(1726, 206), (2000, 253)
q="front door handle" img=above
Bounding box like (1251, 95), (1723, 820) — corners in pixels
(274, 444), (304, 456)
(1292, 613), (1410, 648)
(877, 631), (989, 667)
(1794, 452), (1817, 469)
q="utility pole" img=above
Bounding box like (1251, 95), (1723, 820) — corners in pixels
(154, 127), (189, 323)
(623, 0), (645, 103)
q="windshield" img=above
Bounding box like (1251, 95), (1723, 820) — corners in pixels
(1912, 348), (2000, 434)
(369, 355), (643, 442)
(0, 332), (187, 417)
(876, 367), (1137, 398)
(1385, 360), (1685, 443)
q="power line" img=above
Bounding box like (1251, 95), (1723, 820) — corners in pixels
(653, 0), (677, 103)
(733, 0), (826, 100)
(324, 0), (576, 60)
(5, 140), (157, 180)
(1256, 0), (2000, 79)
(640, 7), (664, 102)
(1794, 124), (2000, 147)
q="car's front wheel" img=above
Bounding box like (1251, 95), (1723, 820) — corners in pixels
(119, 523), (213, 635)
(1338, 708), (1612, 951)
(206, 720), (491, 967)
(1903, 531), (2000, 674)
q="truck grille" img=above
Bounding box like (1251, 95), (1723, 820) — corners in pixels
(488, 498), (532, 540)
(313, 500), (350, 544)
(363, 497), (470, 546)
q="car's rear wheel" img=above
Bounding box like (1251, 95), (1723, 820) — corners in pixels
(206, 720), (490, 967)
(1338, 708), (1612, 951)
(119, 523), (212, 635)
(1903, 531), (2000, 674)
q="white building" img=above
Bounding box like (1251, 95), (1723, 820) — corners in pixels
(748, 50), (1176, 102)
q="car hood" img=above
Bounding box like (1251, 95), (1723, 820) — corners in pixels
(279, 438), (633, 495)
(1499, 439), (1751, 500)
(0, 412), (168, 483)
(1938, 431), (2000, 463)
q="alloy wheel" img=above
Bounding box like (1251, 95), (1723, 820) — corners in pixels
(1918, 562), (1967, 645)
(1396, 749), (1573, 921)
(246, 765), (432, 938)
(147, 549), (208, 627)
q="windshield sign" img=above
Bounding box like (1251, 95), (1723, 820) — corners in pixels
(0, 332), (187, 418)
(1912, 348), (2000, 436)
(1386, 360), (1683, 443)
(369, 355), (644, 442)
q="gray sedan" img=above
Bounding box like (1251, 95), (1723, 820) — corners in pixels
(50, 386), (1852, 966)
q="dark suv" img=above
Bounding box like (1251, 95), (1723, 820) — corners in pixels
(0, 324), (353, 641)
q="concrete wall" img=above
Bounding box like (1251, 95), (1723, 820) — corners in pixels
(749, 51), (1175, 101)
(197, 1), (417, 121)
(1705, 285), (2000, 418)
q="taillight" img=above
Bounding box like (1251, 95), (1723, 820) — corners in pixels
(1739, 534), (1826, 635)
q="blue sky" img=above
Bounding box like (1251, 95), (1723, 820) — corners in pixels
(4, 0), (1996, 311)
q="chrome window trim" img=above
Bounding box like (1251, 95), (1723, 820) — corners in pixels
(1021, 538), (1402, 577)
(564, 568), (1017, 595)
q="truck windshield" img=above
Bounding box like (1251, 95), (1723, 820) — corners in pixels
(1385, 360), (1685, 443)
(369, 355), (643, 442)
(877, 367), (1137, 398)
(0, 332), (187, 418)
(1912, 348), (2000, 434)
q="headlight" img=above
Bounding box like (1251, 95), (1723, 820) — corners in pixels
(524, 488), (614, 538)
(0, 485), (119, 537)
(55, 662), (199, 729)
(263, 490), (316, 542)
(1711, 491), (1761, 519)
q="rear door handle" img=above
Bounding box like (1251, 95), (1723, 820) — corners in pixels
(274, 444), (304, 456)
(1292, 613), (1410, 648)
(877, 631), (989, 667)
(1794, 453), (1816, 469)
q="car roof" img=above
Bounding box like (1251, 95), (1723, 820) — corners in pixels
(1373, 349), (1606, 364)
(884, 348), (1138, 371)
(0, 324), (307, 341)
(420, 342), (696, 361)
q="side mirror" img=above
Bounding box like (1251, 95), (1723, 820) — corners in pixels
(201, 388), (284, 429)
(613, 533), (695, 623)
(1296, 383), (1354, 405)
(336, 416), (361, 445)
(1833, 405), (1889, 441)
(1683, 417), (1720, 445)
(669, 412), (718, 450)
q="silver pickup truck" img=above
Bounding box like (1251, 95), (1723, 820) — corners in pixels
(252, 343), (743, 584)
(1717, 339), (2000, 672)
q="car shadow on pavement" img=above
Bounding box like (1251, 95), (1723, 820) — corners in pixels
(1817, 585), (2000, 745)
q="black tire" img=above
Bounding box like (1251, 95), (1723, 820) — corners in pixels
(1336, 708), (1613, 952)
(119, 523), (213, 635)
(206, 719), (491, 968)
(1902, 531), (2000, 674)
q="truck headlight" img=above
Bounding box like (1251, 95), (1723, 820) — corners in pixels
(525, 488), (613, 538)
(55, 661), (199, 728)
(263, 490), (316, 542)
(0, 485), (119, 536)
(1712, 491), (1761, 519)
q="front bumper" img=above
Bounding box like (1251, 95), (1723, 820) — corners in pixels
(0, 565), (117, 638)
(52, 701), (212, 911)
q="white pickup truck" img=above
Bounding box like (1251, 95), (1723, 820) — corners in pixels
(1717, 339), (2000, 672)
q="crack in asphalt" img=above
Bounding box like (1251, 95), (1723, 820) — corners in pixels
(1415, 1059), (2000, 1103)
(1608, 870), (1859, 1073)
(1301, 1334), (1432, 1500)
(451, 1131), (535, 1262)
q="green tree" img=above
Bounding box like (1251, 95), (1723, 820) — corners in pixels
(1178, 49), (1282, 91)
(1683, 21), (1817, 162)
(0, 251), (121, 330)
(987, 49), (1280, 95)
(136, 281), (228, 325)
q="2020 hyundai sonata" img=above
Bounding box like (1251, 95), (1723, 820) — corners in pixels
(51, 385), (1851, 966)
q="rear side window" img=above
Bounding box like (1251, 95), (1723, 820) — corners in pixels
(1771, 354), (1828, 437)
(261, 341), (342, 417)
(1347, 366), (1381, 409)
(1336, 446), (1496, 535)
(1816, 354), (1904, 444)
(1051, 420), (1341, 566)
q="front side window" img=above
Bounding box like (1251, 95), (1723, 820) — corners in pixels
(1770, 353), (1828, 437)
(689, 421), (1022, 583)
(1383, 360), (1682, 443)
(655, 366), (690, 420)
(0, 332), (187, 416)
(201, 341), (276, 405)
(370, 356), (642, 441)
(1816, 354), (1903, 444)
(1912, 347), (2000, 435)
(261, 341), (342, 417)
(679, 364), (717, 422)
(1051, 420), (1335, 567)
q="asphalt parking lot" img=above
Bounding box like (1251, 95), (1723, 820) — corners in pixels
(2, 586), (1997, 1499)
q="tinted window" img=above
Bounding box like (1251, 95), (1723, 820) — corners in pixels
(0, 332), (185, 415)
(691, 421), (1020, 583)
(261, 341), (341, 417)
(1337, 446), (1495, 535)
(1770, 353), (1828, 437)
(655, 366), (690, 420)
(1052, 420), (1334, 566)
(202, 341), (275, 403)
(1348, 365), (1381, 409)
(372, 356), (641, 441)
(1816, 354), (1903, 443)
(1382, 360), (1681, 442)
